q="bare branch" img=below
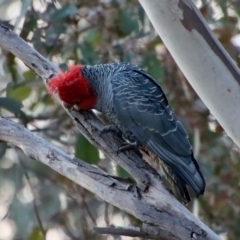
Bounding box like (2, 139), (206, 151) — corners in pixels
(0, 117), (219, 239)
(78, 187), (97, 225)
(94, 226), (150, 238)
(0, 24), (220, 239)
(0, 24), (58, 79)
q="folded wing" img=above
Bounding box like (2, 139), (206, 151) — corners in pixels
(111, 64), (205, 200)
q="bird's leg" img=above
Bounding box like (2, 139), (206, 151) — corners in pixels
(100, 126), (137, 150)
(108, 176), (141, 199)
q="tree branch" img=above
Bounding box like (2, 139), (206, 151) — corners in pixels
(17, 151), (46, 237)
(0, 24), (220, 239)
(0, 117), (219, 240)
(94, 226), (149, 238)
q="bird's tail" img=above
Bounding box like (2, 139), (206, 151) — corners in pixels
(161, 153), (205, 204)
(140, 144), (205, 204)
(161, 162), (191, 204)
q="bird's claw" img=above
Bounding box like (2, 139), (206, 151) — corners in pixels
(106, 175), (143, 199)
(99, 125), (121, 136)
(117, 141), (137, 154)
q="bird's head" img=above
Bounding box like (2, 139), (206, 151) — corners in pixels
(47, 65), (97, 110)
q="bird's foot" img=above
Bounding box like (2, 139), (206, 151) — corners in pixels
(99, 125), (121, 136)
(106, 175), (142, 198)
(117, 141), (138, 153)
(111, 176), (142, 199)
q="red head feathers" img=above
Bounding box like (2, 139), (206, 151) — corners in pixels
(47, 65), (97, 110)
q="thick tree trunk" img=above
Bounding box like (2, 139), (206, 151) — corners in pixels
(139, 0), (240, 147)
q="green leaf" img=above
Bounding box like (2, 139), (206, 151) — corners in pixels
(75, 135), (99, 164)
(51, 4), (78, 21)
(23, 70), (35, 81)
(7, 85), (31, 101)
(20, 14), (37, 39)
(141, 54), (164, 81)
(79, 42), (99, 65)
(117, 166), (131, 178)
(84, 29), (101, 45)
(119, 10), (138, 35)
(0, 97), (23, 115)
(28, 227), (45, 240)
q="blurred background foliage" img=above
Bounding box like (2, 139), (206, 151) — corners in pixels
(0, 0), (240, 239)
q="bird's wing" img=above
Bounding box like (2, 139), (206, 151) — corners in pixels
(111, 64), (205, 196)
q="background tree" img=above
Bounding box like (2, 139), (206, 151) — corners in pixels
(0, 0), (239, 239)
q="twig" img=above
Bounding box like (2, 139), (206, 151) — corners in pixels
(104, 203), (110, 227)
(16, 150), (46, 238)
(78, 187), (97, 225)
(94, 226), (150, 238)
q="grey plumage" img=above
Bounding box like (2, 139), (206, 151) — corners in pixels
(82, 62), (205, 203)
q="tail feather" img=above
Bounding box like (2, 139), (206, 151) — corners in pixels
(148, 141), (205, 200)
(162, 162), (191, 204)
